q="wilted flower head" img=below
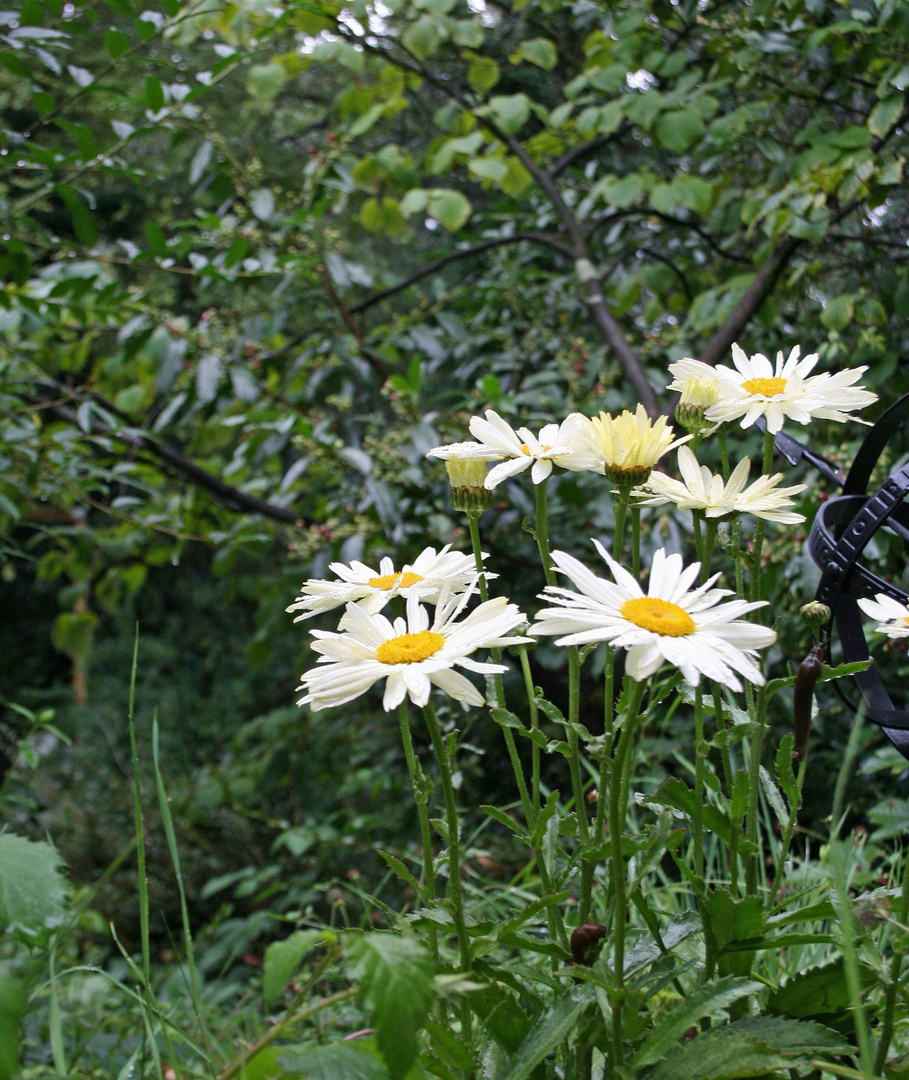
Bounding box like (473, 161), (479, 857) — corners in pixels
(634, 446), (806, 523)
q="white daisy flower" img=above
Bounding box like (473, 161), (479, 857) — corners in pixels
(633, 446), (806, 523)
(587, 404), (690, 486)
(286, 544), (489, 620)
(468, 410), (601, 488)
(297, 589), (532, 711)
(531, 541), (776, 691)
(669, 344), (877, 435)
(858, 594), (909, 639)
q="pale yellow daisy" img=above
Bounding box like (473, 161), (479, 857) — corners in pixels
(587, 404), (689, 486)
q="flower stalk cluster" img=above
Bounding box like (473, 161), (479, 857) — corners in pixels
(287, 342), (883, 1076)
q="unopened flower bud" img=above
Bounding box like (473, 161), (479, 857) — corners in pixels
(799, 601), (831, 628)
(675, 374), (720, 435)
(445, 456), (488, 490)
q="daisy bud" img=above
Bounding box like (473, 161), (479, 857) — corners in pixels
(675, 374), (721, 435)
(799, 601), (831, 629)
(447, 458), (494, 514)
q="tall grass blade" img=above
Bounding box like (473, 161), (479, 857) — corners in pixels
(152, 713), (213, 1068)
(48, 937), (66, 1077)
(127, 628), (151, 990)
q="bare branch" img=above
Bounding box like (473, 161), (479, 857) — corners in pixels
(350, 232), (572, 315)
(32, 397), (309, 527)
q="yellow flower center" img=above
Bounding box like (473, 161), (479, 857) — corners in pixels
(621, 597), (696, 637)
(741, 376), (787, 397)
(376, 630), (445, 665)
(366, 571), (424, 590)
(521, 443), (551, 455)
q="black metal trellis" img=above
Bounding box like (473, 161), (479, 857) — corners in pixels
(781, 393), (909, 758)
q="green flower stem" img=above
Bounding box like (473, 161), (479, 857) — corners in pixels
(749, 427), (776, 604)
(612, 489), (629, 563)
(595, 646), (616, 842)
(711, 683), (736, 814)
(467, 511), (534, 828)
(744, 684), (766, 896)
(692, 510), (704, 565)
(422, 702), (471, 973)
(535, 478), (557, 586)
(467, 512), (487, 587)
(702, 519), (718, 578)
(718, 427), (730, 481)
(398, 702), (437, 956)
(608, 679), (647, 1070)
(829, 706), (874, 1074)
(770, 749), (808, 900)
(873, 840), (909, 1074)
(732, 517), (745, 601)
(630, 504), (641, 580)
(568, 644), (591, 852)
(693, 685), (706, 880)
(467, 506), (567, 951)
(519, 646), (542, 818)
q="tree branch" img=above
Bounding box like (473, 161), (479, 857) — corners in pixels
(349, 232), (572, 315)
(342, 29), (659, 416)
(33, 397), (309, 527)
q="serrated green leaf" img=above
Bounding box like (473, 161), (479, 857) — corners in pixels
(278, 1042), (388, 1080)
(346, 933), (435, 1080)
(499, 988), (592, 1080)
(647, 1028), (796, 1080)
(468, 982), (533, 1053)
(263, 930), (324, 1009)
(768, 959), (853, 1018)
(633, 978), (763, 1067)
(423, 1019), (476, 1073)
(0, 835), (68, 940)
